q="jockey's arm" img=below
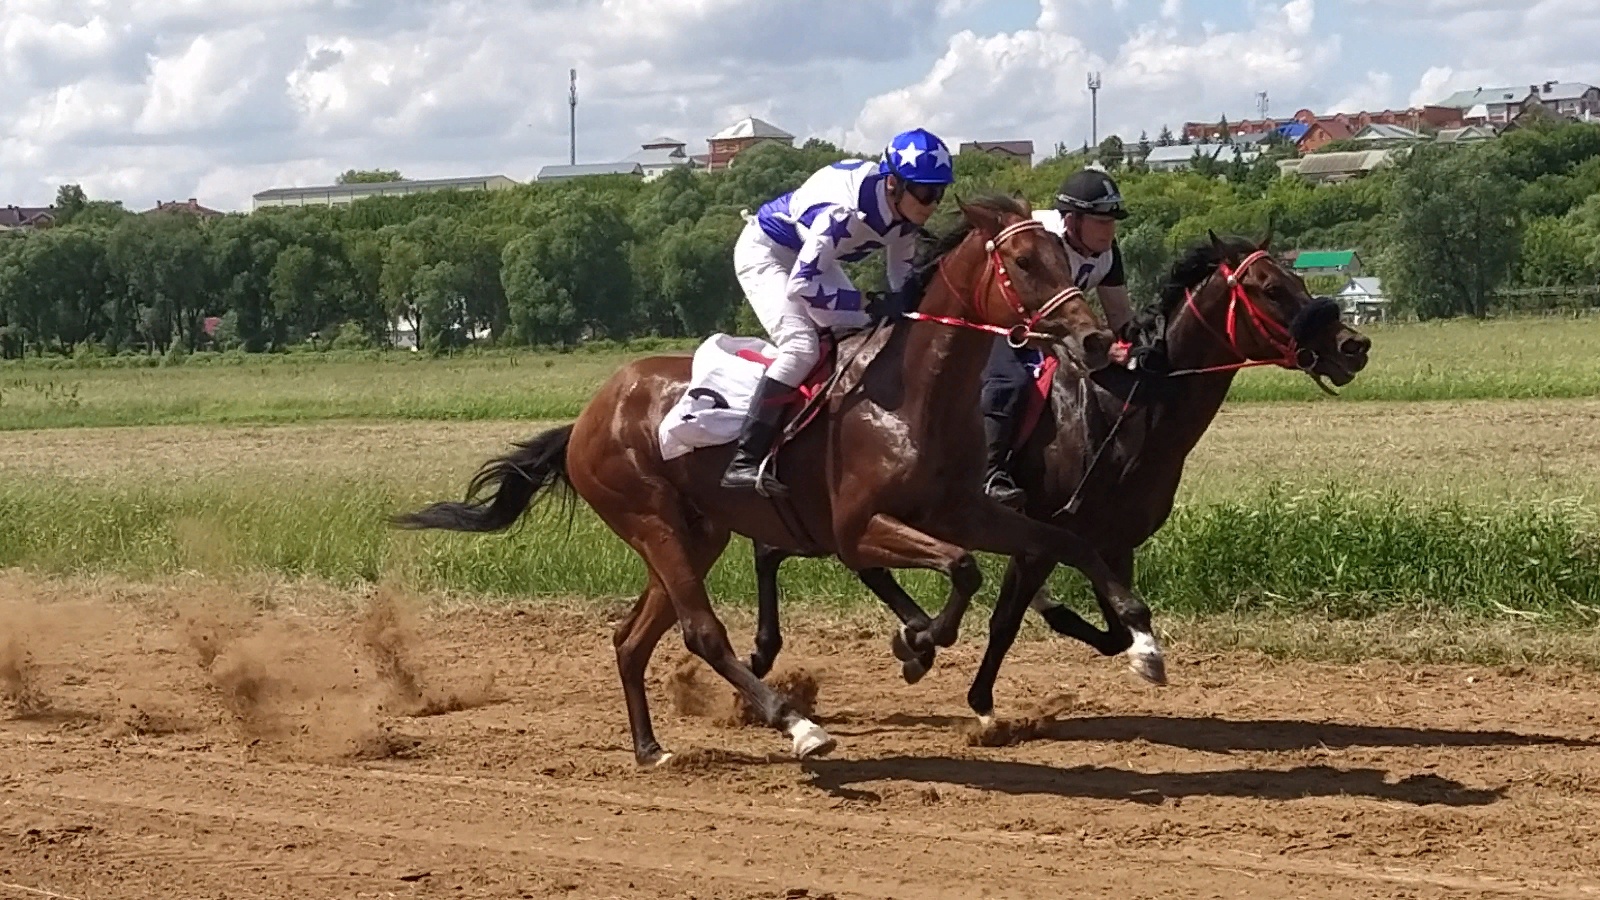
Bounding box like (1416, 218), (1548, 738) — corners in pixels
(1096, 242), (1133, 334)
(876, 225), (917, 318)
(786, 206), (870, 331)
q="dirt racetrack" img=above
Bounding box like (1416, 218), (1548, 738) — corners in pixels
(4, 577), (1600, 899)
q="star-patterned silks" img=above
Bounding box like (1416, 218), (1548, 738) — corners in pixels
(896, 145), (925, 169)
(821, 215), (854, 245)
(793, 258), (823, 283)
(800, 283), (832, 308)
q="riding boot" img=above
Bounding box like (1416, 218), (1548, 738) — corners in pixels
(721, 375), (795, 497)
(982, 412), (1026, 510)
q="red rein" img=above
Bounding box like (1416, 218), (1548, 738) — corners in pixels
(907, 219), (1084, 349)
(1172, 250), (1305, 376)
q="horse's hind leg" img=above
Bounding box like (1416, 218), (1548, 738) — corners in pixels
(614, 576), (678, 767)
(754, 542), (938, 685)
(1032, 546), (1161, 684)
(749, 542), (788, 679)
(641, 514), (835, 759)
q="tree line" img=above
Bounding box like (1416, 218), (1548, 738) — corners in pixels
(3, 121), (1599, 359)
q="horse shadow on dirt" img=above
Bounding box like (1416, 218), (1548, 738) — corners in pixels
(840, 712), (1600, 755)
(801, 757), (1504, 807)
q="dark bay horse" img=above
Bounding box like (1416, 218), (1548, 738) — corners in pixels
(748, 232), (1372, 726)
(394, 195), (1125, 766)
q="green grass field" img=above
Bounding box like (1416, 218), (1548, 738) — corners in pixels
(3, 317), (1598, 430)
(2, 316), (1599, 641)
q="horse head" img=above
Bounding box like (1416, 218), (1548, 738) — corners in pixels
(920, 194), (1114, 371)
(1166, 231), (1371, 391)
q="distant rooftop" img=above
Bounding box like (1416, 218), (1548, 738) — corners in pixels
(711, 117), (793, 141)
(536, 162), (645, 181)
(253, 174), (515, 199)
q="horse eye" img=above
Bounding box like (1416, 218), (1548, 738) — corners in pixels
(1014, 254), (1035, 273)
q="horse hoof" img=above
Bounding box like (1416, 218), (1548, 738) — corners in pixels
(890, 626), (918, 662)
(789, 720), (837, 759)
(901, 657), (930, 684)
(1127, 630), (1168, 686)
(638, 749), (674, 769)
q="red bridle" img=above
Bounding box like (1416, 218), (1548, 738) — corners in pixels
(1170, 250), (1312, 376)
(906, 219), (1085, 349)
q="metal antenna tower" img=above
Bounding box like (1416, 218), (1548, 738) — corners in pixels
(1088, 71), (1103, 146)
(569, 69), (578, 166)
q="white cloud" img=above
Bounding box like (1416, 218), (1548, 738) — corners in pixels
(0, 0), (1595, 213)
(1331, 72), (1399, 115)
(854, 0), (1335, 151)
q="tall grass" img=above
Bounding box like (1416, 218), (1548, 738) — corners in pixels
(3, 317), (1598, 429)
(3, 478), (1595, 622)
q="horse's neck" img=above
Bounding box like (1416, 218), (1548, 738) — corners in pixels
(1117, 289), (1239, 466)
(894, 259), (993, 431)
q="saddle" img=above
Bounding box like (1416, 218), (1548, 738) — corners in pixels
(759, 320), (894, 453)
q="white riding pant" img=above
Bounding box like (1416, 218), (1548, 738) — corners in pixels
(733, 221), (820, 389)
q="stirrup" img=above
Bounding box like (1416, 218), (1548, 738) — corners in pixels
(984, 472), (1025, 510)
(750, 454), (789, 498)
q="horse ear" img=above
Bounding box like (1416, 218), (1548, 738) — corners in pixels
(1011, 191), (1033, 215)
(1259, 212), (1276, 251)
(1207, 229), (1222, 250)
(959, 198), (1005, 239)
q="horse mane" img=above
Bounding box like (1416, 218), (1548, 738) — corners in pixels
(908, 192), (1031, 304)
(1153, 234), (1261, 318)
(1115, 233), (1260, 350)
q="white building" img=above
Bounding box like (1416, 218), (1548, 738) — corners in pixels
(1143, 142), (1260, 173)
(626, 137), (699, 181)
(252, 174), (519, 209)
(1337, 277), (1390, 325)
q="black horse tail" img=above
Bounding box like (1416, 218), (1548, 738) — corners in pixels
(392, 425), (575, 533)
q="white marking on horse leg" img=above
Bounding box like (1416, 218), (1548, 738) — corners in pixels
(1126, 629), (1168, 686)
(787, 718), (837, 759)
(977, 714), (996, 731)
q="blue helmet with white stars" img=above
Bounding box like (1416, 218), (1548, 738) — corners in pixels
(880, 128), (955, 185)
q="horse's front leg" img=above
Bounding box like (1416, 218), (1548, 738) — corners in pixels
(837, 514), (984, 661)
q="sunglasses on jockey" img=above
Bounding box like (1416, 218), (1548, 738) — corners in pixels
(1056, 191), (1127, 220)
(903, 181), (946, 206)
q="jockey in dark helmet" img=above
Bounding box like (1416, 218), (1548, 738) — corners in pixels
(980, 165), (1135, 509)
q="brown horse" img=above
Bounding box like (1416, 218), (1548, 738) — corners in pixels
(747, 232), (1372, 725)
(394, 195), (1125, 766)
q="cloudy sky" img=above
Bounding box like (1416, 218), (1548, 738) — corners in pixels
(2, 0), (1596, 212)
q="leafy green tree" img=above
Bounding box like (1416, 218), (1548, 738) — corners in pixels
(1384, 145), (1521, 319)
(337, 169), (404, 184)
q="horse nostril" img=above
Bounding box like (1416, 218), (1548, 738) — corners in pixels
(1341, 336), (1370, 357)
(1081, 330), (1112, 365)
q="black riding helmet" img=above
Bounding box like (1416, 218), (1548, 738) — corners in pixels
(1054, 168), (1128, 219)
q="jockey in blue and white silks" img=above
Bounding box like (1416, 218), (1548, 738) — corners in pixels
(722, 127), (956, 496)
